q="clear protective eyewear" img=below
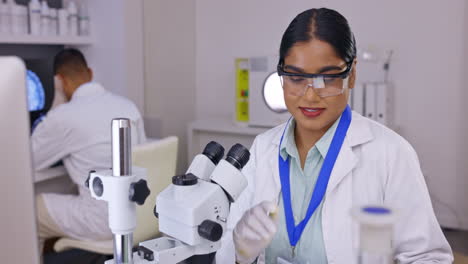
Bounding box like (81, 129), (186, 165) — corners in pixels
(277, 61), (353, 97)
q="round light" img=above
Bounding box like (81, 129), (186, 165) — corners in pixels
(263, 72), (287, 113)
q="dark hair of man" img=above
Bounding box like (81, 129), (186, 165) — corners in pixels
(53, 48), (90, 79)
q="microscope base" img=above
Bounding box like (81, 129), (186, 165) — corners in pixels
(105, 236), (219, 264)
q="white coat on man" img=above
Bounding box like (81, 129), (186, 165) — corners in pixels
(216, 111), (453, 264)
(32, 81), (146, 240)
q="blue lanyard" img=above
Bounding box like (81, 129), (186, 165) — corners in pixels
(278, 105), (352, 247)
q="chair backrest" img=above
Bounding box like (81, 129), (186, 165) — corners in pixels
(132, 136), (178, 244)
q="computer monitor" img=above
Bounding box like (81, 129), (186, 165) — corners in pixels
(27, 70), (46, 112)
(24, 59), (55, 131)
(0, 57), (40, 264)
(26, 69), (47, 131)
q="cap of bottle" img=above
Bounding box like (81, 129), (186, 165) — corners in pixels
(68, 1), (77, 15)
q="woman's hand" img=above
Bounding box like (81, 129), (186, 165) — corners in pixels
(233, 200), (279, 264)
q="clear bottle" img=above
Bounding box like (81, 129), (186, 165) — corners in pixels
(28, 0), (41, 35)
(40, 0), (49, 36)
(351, 206), (397, 264)
(49, 8), (57, 36)
(20, 4), (28, 34)
(67, 1), (78, 36)
(0, 1), (6, 34)
(57, 8), (68, 36)
(2, 0), (14, 34)
(10, 0), (23, 35)
(78, 0), (89, 36)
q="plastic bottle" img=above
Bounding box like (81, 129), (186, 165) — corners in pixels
(57, 8), (68, 36)
(11, 1), (24, 35)
(0, 1), (6, 34)
(40, 0), (49, 36)
(78, 0), (89, 36)
(2, 0), (14, 34)
(67, 1), (78, 36)
(49, 8), (57, 35)
(351, 205), (397, 264)
(20, 4), (28, 34)
(28, 0), (41, 35)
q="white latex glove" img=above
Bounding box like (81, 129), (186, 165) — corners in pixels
(233, 201), (279, 264)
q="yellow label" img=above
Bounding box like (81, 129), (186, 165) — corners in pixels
(235, 58), (249, 122)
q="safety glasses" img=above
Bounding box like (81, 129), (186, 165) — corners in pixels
(277, 61), (353, 97)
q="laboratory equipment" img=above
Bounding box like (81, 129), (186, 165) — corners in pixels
(235, 58), (249, 124)
(351, 205), (397, 264)
(58, 8), (68, 36)
(0, 0), (86, 38)
(248, 56), (289, 128)
(40, 0), (49, 36)
(0, 0), (10, 34)
(0, 56), (40, 264)
(67, 1), (78, 36)
(102, 141), (250, 263)
(88, 118), (151, 264)
(20, 4), (28, 34)
(49, 8), (58, 35)
(144, 142), (249, 264)
(78, 0), (90, 36)
(351, 48), (394, 127)
(11, 1), (27, 35)
(28, 0), (40, 35)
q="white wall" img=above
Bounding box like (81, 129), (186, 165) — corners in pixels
(123, 0), (145, 114)
(456, 0), (468, 229)
(196, 0), (468, 228)
(79, 0), (145, 113)
(142, 0), (196, 173)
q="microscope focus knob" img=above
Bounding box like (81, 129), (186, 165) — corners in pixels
(198, 220), (223, 242)
(129, 179), (151, 205)
(172, 173), (198, 186)
(85, 170), (96, 189)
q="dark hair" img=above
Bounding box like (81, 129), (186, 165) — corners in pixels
(53, 48), (89, 76)
(279, 8), (356, 66)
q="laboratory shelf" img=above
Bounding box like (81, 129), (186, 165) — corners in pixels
(0, 34), (93, 45)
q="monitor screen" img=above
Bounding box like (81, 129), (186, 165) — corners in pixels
(26, 70), (45, 112)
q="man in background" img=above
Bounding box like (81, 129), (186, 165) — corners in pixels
(31, 48), (146, 254)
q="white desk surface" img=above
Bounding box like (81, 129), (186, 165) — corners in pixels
(34, 165), (68, 183)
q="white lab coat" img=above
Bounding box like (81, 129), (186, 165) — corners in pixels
(32, 82), (146, 240)
(216, 112), (453, 264)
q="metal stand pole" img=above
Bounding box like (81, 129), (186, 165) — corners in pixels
(111, 118), (133, 264)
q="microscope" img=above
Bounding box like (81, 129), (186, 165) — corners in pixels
(88, 118), (250, 264)
(139, 141), (250, 264)
(87, 118), (151, 264)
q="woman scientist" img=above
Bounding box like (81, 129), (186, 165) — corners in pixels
(216, 8), (453, 264)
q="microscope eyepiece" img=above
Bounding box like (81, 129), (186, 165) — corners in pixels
(225, 144), (250, 170)
(202, 141), (225, 165)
